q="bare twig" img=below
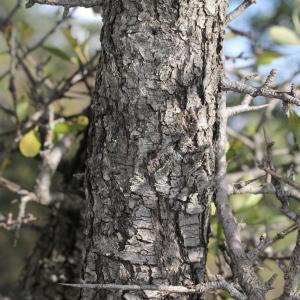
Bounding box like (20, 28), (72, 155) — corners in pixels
(228, 181), (270, 195)
(0, 212), (36, 231)
(225, 0), (256, 25)
(216, 95), (265, 298)
(14, 195), (30, 246)
(262, 132), (300, 223)
(225, 52), (254, 62)
(227, 26), (253, 39)
(8, 28), (18, 120)
(59, 278), (247, 300)
(280, 230), (300, 299)
(248, 224), (298, 261)
(35, 134), (75, 205)
(0, 175), (38, 202)
(263, 168), (300, 191)
(26, 0), (102, 8)
(228, 182), (300, 202)
(227, 127), (256, 149)
(227, 104), (269, 117)
(0, 0), (22, 29)
(262, 69), (278, 89)
(0, 15), (69, 81)
(222, 77), (300, 106)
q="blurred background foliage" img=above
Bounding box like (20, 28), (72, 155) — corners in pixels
(212, 0), (300, 298)
(0, 0), (100, 294)
(0, 1), (300, 299)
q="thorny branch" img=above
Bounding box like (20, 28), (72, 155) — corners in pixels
(226, 103), (269, 117)
(221, 65), (300, 298)
(222, 76), (300, 106)
(0, 212), (36, 231)
(248, 224), (298, 262)
(215, 94), (266, 298)
(60, 277), (247, 300)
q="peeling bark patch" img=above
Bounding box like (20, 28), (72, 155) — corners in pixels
(84, 1), (226, 299)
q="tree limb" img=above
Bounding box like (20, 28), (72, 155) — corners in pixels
(26, 0), (102, 8)
(222, 77), (300, 106)
(59, 278), (247, 300)
(225, 0), (256, 25)
(0, 175), (38, 202)
(280, 230), (300, 299)
(35, 134), (75, 205)
(227, 103), (269, 117)
(248, 224), (298, 262)
(215, 94), (265, 299)
(263, 168), (300, 191)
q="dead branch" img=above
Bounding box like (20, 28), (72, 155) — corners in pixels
(222, 77), (300, 106)
(26, 0), (102, 8)
(280, 230), (300, 299)
(59, 277), (247, 300)
(0, 175), (38, 202)
(35, 134), (75, 205)
(225, 0), (256, 25)
(215, 93), (265, 299)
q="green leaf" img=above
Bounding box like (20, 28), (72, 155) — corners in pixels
(269, 26), (300, 45)
(43, 46), (71, 62)
(210, 202), (216, 216)
(288, 111), (300, 147)
(0, 158), (11, 171)
(231, 194), (263, 212)
(74, 115), (89, 128)
(226, 139), (243, 161)
(0, 77), (9, 91)
(68, 115), (89, 131)
(225, 32), (237, 39)
(16, 95), (29, 122)
(53, 122), (72, 134)
(17, 20), (34, 42)
(82, 38), (90, 60)
(53, 116), (89, 139)
(257, 50), (283, 65)
(241, 194), (263, 210)
(19, 129), (41, 157)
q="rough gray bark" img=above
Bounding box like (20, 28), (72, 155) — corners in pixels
(84, 1), (227, 299)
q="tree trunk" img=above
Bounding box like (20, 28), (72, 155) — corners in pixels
(84, 1), (227, 299)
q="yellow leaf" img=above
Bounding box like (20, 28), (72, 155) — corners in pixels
(269, 26), (300, 45)
(76, 115), (89, 127)
(0, 159), (11, 171)
(210, 202), (216, 216)
(19, 130), (41, 157)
